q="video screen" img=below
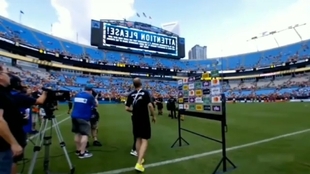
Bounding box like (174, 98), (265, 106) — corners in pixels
(102, 23), (178, 56)
(90, 19), (185, 59)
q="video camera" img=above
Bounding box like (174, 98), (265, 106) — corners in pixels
(42, 87), (70, 102)
(41, 87), (70, 114)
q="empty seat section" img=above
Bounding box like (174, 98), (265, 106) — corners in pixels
(0, 17), (40, 47)
(33, 32), (63, 51)
(62, 41), (84, 55)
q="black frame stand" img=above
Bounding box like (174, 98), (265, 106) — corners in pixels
(171, 94), (237, 174)
(27, 114), (75, 174)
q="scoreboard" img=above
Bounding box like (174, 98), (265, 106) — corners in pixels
(90, 19), (185, 59)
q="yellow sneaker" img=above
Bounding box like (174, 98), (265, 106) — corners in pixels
(135, 163), (145, 172)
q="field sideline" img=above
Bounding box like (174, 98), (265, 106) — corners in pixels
(22, 103), (310, 174)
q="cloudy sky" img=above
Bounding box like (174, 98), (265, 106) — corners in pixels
(0, 0), (309, 59)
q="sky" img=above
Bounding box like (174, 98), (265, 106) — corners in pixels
(0, 0), (309, 59)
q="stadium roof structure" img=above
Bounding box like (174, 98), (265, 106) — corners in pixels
(161, 21), (180, 36)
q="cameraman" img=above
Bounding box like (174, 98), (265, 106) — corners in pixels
(0, 67), (23, 174)
(9, 77), (47, 173)
(11, 85), (47, 134)
(71, 85), (98, 159)
(167, 95), (177, 119)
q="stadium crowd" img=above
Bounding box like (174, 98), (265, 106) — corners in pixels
(0, 15), (310, 100)
(0, 16), (309, 72)
(1, 62), (310, 101)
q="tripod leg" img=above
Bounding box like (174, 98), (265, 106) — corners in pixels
(42, 119), (53, 173)
(27, 118), (49, 174)
(51, 117), (75, 173)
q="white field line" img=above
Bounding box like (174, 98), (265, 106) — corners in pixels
(94, 128), (310, 174)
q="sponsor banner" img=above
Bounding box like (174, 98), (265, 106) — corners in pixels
(178, 91), (183, 97)
(212, 105), (221, 112)
(188, 77), (195, 82)
(178, 98), (184, 104)
(177, 79), (183, 85)
(16, 60), (38, 68)
(195, 104), (203, 111)
(0, 56), (12, 63)
(203, 88), (210, 95)
(178, 104), (184, 109)
(182, 78), (188, 83)
(203, 105), (211, 111)
(195, 97), (203, 103)
(212, 96), (221, 103)
(183, 91), (189, 97)
(211, 79), (220, 86)
(189, 104), (195, 110)
(184, 104), (189, 109)
(203, 96), (211, 104)
(195, 89), (203, 97)
(183, 98), (189, 103)
(188, 83), (195, 90)
(183, 85), (189, 90)
(211, 87), (221, 95)
(189, 97), (195, 103)
(202, 81), (210, 88)
(189, 90), (195, 97)
(194, 82), (202, 88)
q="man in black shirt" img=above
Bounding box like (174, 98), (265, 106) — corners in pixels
(167, 95), (177, 119)
(125, 78), (155, 172)
(0, 66), (23, 174)
(155, 94), (163, 115)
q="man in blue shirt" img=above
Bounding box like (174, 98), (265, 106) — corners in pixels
(71, 85), (98, 159)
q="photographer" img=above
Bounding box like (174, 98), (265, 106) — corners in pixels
(167, 95), (177, 119)
(71, 85), (98, 159)
(10, 79), (47, 135)
(0, 66), (23, 174)
(9, 76), (47, 173)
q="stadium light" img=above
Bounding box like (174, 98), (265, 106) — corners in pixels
(288, 23), (306, 41)
(247, 22), (307, 49)
(269, 31), (280, 47)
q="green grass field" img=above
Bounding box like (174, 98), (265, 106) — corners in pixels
(22, 103), (310, 174)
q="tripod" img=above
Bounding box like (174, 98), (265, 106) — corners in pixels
(27, 114), (75, 174)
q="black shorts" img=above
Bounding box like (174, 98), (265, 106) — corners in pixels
(131, 116), (151, 140)
(68, 102), (73, 109)
(71, 118), (91, 136)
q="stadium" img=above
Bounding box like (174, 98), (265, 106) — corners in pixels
(0, 9), (310, 174)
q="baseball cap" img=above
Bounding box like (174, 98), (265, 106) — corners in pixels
(84, 84), (93, 91)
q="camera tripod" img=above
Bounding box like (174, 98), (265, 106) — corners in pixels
(27, 114), (75, 174)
